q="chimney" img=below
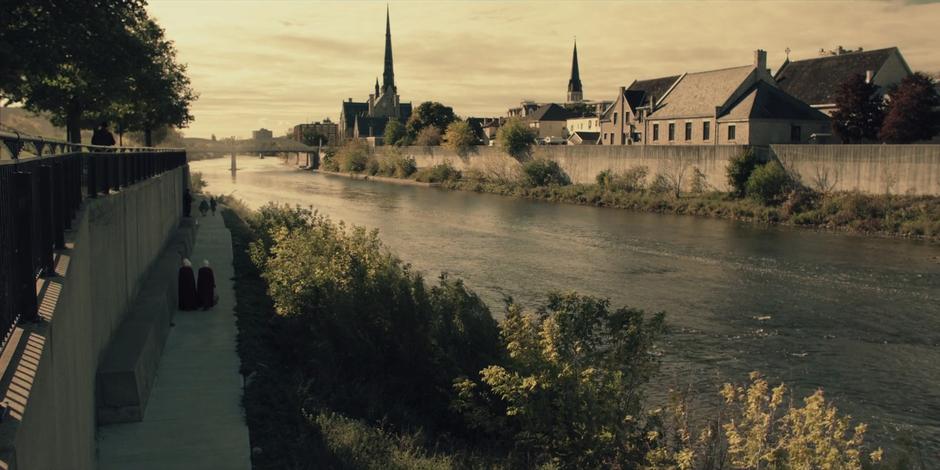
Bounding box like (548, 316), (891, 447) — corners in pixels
(348, 98), (352, 103)
(754, 49), (767, 72)
(865, 70), (874, 84)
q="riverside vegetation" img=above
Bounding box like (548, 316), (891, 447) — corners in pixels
(219, 200), (902, 469)
(318, 138), (940, 241)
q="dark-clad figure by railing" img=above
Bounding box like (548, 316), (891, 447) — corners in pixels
(198, 199), (209, 216)
(210, 196), (217, 215)
(197, 260), (216, 310)
(177, 258), (198, 311)
(91, 121), (116, 147)
(183, 189), (193, 217)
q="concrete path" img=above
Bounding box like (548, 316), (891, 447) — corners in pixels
(97, 206), (251, 469)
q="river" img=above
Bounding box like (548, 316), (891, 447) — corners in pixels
(192, 156), (940, 460)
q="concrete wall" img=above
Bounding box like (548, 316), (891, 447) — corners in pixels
(771, 144), (940, 195)
(399, 145), (749, 191)
(0, 166), (186, 470)
(397, 144), (940, 195)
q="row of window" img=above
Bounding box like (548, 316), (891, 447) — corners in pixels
(652, 121), (729, 142)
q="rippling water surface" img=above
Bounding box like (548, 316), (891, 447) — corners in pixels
(193, 157), (940, 460)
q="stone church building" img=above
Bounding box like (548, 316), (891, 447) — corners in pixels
(338, 8), (412, 143)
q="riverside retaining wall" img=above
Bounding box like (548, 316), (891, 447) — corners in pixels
(394, 144), (940, 195)
(0, 166), (186, 470)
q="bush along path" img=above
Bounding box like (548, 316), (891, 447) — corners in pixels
(319, 142), (940, 242)
(219, 202), (897, 469)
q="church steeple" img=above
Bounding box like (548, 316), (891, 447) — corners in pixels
(567, 39), (583, 103)
(375, 77), (380, 96)
(382, 6), (396, 94)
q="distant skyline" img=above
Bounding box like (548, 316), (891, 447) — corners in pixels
(147, 0), (940, 139)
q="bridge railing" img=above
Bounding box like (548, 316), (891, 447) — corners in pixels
(0, 131), (186, 350)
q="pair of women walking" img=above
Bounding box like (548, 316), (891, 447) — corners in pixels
(178, 258), (216, 311)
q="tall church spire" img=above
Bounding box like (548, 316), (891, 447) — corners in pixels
(382, 5), (396, 94)
(567, 39), (583, 103)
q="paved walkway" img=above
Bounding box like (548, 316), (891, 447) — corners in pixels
(97, 207), (251, 469)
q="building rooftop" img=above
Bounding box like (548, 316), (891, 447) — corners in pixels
(720, 80), (830, 122)
(774, 47), (903, 105)
(650, 65), (753, 119)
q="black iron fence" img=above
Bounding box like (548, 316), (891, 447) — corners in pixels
(0, 131), (186, 350)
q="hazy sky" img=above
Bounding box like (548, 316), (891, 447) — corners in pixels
(147, 0), (940, 139)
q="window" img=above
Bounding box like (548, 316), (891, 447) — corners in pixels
(703, 121), (711, 141)
(668, 123), (675, 141)
(653, 124), (659, 141)
(613, 113), (618, 125)
(727, 125), (736, 141)
(684, 122), (692, 141)
(790, 124), (801, 142)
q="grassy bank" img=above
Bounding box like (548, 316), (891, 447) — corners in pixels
(444, 178), (940, 241)
(321, 141), (940, 242)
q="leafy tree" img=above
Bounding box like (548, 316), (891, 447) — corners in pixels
(831, 74), (884, 143)
(211, 134), (217, 141)
(406, 101), (456, 138)
(1, 0), (151, 142)
(496, 117), (536, 160)
(414, 126), (442, 146)
(301, 127), (326, 147)
(383, 119), (406, 146)
(878, 72), (940, 143)
(726, 148), (761, 197)
(746, 161), (793, 205)
(455, 293), (666, 468)
(444, 120), (476, 156)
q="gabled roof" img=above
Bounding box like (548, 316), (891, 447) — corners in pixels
(568, 131), (599, 143)
(720, 81), (830, 122)
(774, 47), (903, 105)
(527, 103), (573, 122)
(627, 75), (682, 106)
(650, 65), (753, 119)
(342, 101), (368, 128)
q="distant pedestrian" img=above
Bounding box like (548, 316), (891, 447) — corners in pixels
(91, 122), (116, 148)
(183, 189), (193, 217)
(210, 197), (217, 215)
(178, 258), (198, 311)
(199, 199), (209, 216)
(197, 260), (217, 310)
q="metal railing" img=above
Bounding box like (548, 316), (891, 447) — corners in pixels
(0, 131), (186, 349)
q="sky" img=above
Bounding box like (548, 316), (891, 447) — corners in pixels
(146, 0), (940, 139)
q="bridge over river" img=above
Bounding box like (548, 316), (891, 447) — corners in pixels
(194, 155), (940, 461)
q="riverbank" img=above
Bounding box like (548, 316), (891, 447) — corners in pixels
(319, 162), (940, 242)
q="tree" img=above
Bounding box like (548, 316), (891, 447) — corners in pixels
(496, 117), (536, 160)
(414, 126), (442, 146)
(831, 74), (884, 143)
(726, 148), (761, 197)
(454, 293), (665, 468)
(1, 0), (151, 142)
(878, 72), (940, 143)
(406, 101), (456, 138)
(301, 127), (326, 147)
(383, 119), (406, 146)
(444, 120), (476, 156)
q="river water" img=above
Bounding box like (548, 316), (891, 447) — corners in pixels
(193, 156), (940, 459)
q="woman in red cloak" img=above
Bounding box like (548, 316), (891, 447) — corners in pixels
(197, 260), (217, 310)
(178, 258), (198, 310)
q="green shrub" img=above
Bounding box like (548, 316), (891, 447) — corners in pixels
(727, 148), (761, 197)
(376, 149), (417, 178)
(414, 163), (461, 183)
(190, 171), (207, 192)
(337, 140), (371, 172)
(598, 166), (648, 192)
(454, 293), (665, 468)
(649, 173), (671, 194)
(746, 160), (792, 205)
(521, 159), (570, 187)
(321, 148), (340, 171)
